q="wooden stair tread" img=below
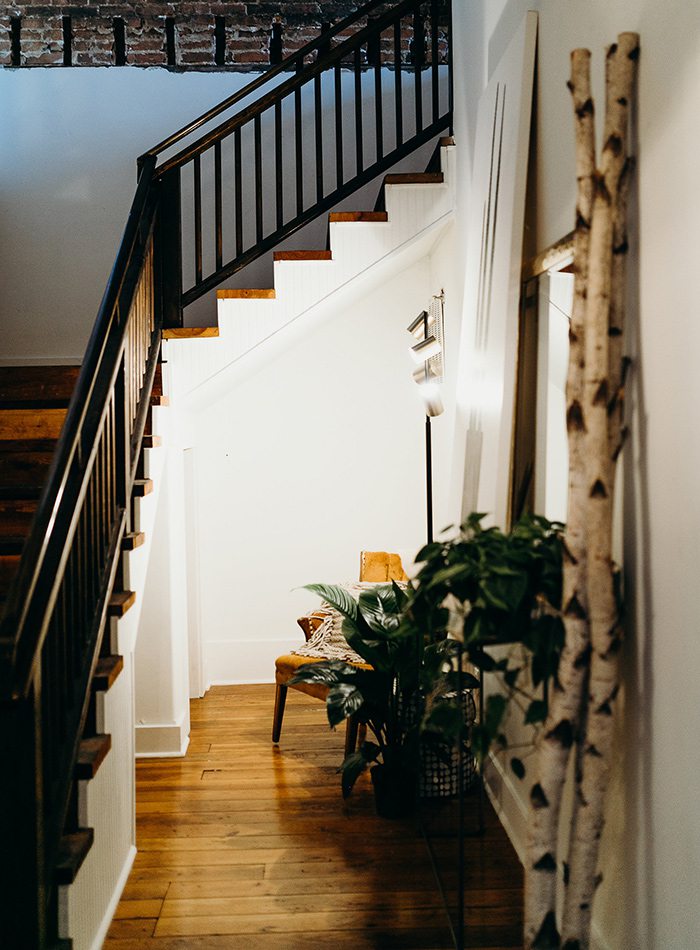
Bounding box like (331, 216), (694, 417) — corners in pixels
(55, 829), (94, 885)
(0, 408), (67, 441)
(0, 554), (21, 596)
(273, 250), (332, 262)
(142, 434), (161, 449)
(162, 327), (219, 339)
(122, 531), (145, 551)
(439, 135), (456, 147)
(216, 288), (276, 300)
(133, 478), (153, 496)
(150, 394), (170, 406)
(329, 211), (388, 223)
(93, 654), (124, 691)
(151, 362), (163, 397)
(0, 499), (38, 538)
(0, 365), (80, 407)
(383, 172), (444, 185)
(0, 449), (53, 495)
(75, 734), (112, 780)
(108, 590), (136, 617)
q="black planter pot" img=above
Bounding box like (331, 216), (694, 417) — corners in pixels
(370, 765), (416, 819)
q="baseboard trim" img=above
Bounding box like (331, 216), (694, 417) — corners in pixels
(135, 734), (190, 759)
(484, 752), (528, 865)
(89, 844), (136, 950)
(135, 710), (190, 757)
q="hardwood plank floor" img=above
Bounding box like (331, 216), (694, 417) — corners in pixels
(106, 684), (523, 948)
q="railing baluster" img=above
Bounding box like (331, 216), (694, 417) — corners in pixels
(447, 0), (453, 131)
(295, 80), (303, 216)
(234, 129), (243, 257)
(431, 0), (439, 124)
(394, 17), (403, 146)
(254, 114), (263, 243)
(275, 100), (283, 230)
(334, 63), (343, 188)
(314, 73), (323, 203)
(414, 6), (423, 133)
(194, 154), (202, 285)
(375, 35), (383, 162)
(354, 46), (363, 174)
(214, 140), (223, 271)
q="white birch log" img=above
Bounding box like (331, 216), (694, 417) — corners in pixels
(524, 48), (595, 950)
(561, 32), (639, 950)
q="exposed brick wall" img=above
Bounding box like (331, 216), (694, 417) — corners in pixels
(0, 2), (448, 69)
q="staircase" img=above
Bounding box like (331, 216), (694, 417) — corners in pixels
(0, 2), (452, 946)
(166, 140), (456, 401)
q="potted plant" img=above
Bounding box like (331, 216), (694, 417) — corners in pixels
(291, 513), (564, 813)
(289, 581), (472, 817)
(404, 512), (566, 772)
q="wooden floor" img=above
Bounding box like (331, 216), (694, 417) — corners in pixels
(106, 684), (523, 949)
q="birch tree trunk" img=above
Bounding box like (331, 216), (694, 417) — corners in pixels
(561, 32), (639, 949)
(524, 48), (595, 950)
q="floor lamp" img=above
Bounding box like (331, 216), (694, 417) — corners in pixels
(407, 292), (445, 544)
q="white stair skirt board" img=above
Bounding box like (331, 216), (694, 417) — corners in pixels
(135, 708), (191, 757)
(166, 144), (457, 408)
(59, 847), (136, 950)
(60, 652), (137, 950)
(205, 639), (298, 688)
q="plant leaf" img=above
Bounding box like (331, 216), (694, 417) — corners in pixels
(358, 584), (402, 635)
(326, 683), (365, 728)
(303, 584), (358, 622)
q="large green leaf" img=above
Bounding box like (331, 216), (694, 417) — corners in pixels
(326, 682), (365, 727)
(303, 584), (359, 623)
(358, 584), (402, 635)
(288, 660), (360, 688)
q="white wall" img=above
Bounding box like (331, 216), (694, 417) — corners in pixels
(179, 248), (458, 687)
(0, 67), (442, 361)
(453, 3), (700, 948)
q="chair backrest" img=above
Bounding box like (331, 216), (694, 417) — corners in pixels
(359, 551), (408, 582)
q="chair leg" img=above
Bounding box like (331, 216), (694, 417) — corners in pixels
(345, 715), (359, 757)
(272, 684), (288, 743)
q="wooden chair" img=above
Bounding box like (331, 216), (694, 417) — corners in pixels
(272, 551), (408, 755)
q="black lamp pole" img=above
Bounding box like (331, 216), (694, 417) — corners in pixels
(423, 308), (434, 544)
(425, 415), (434, 544)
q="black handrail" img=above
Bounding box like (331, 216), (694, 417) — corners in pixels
(0, 154), (162, 948)
(158, 0), (444, 175)
(155, 0), (452, 320)
(0, 156), (158, 699)
(139, 0), (394, 166)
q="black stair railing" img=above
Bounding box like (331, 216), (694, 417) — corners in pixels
(0, 2), (451, 946)
(0, 156), (161, 948)
(143, 0), (453, 325)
